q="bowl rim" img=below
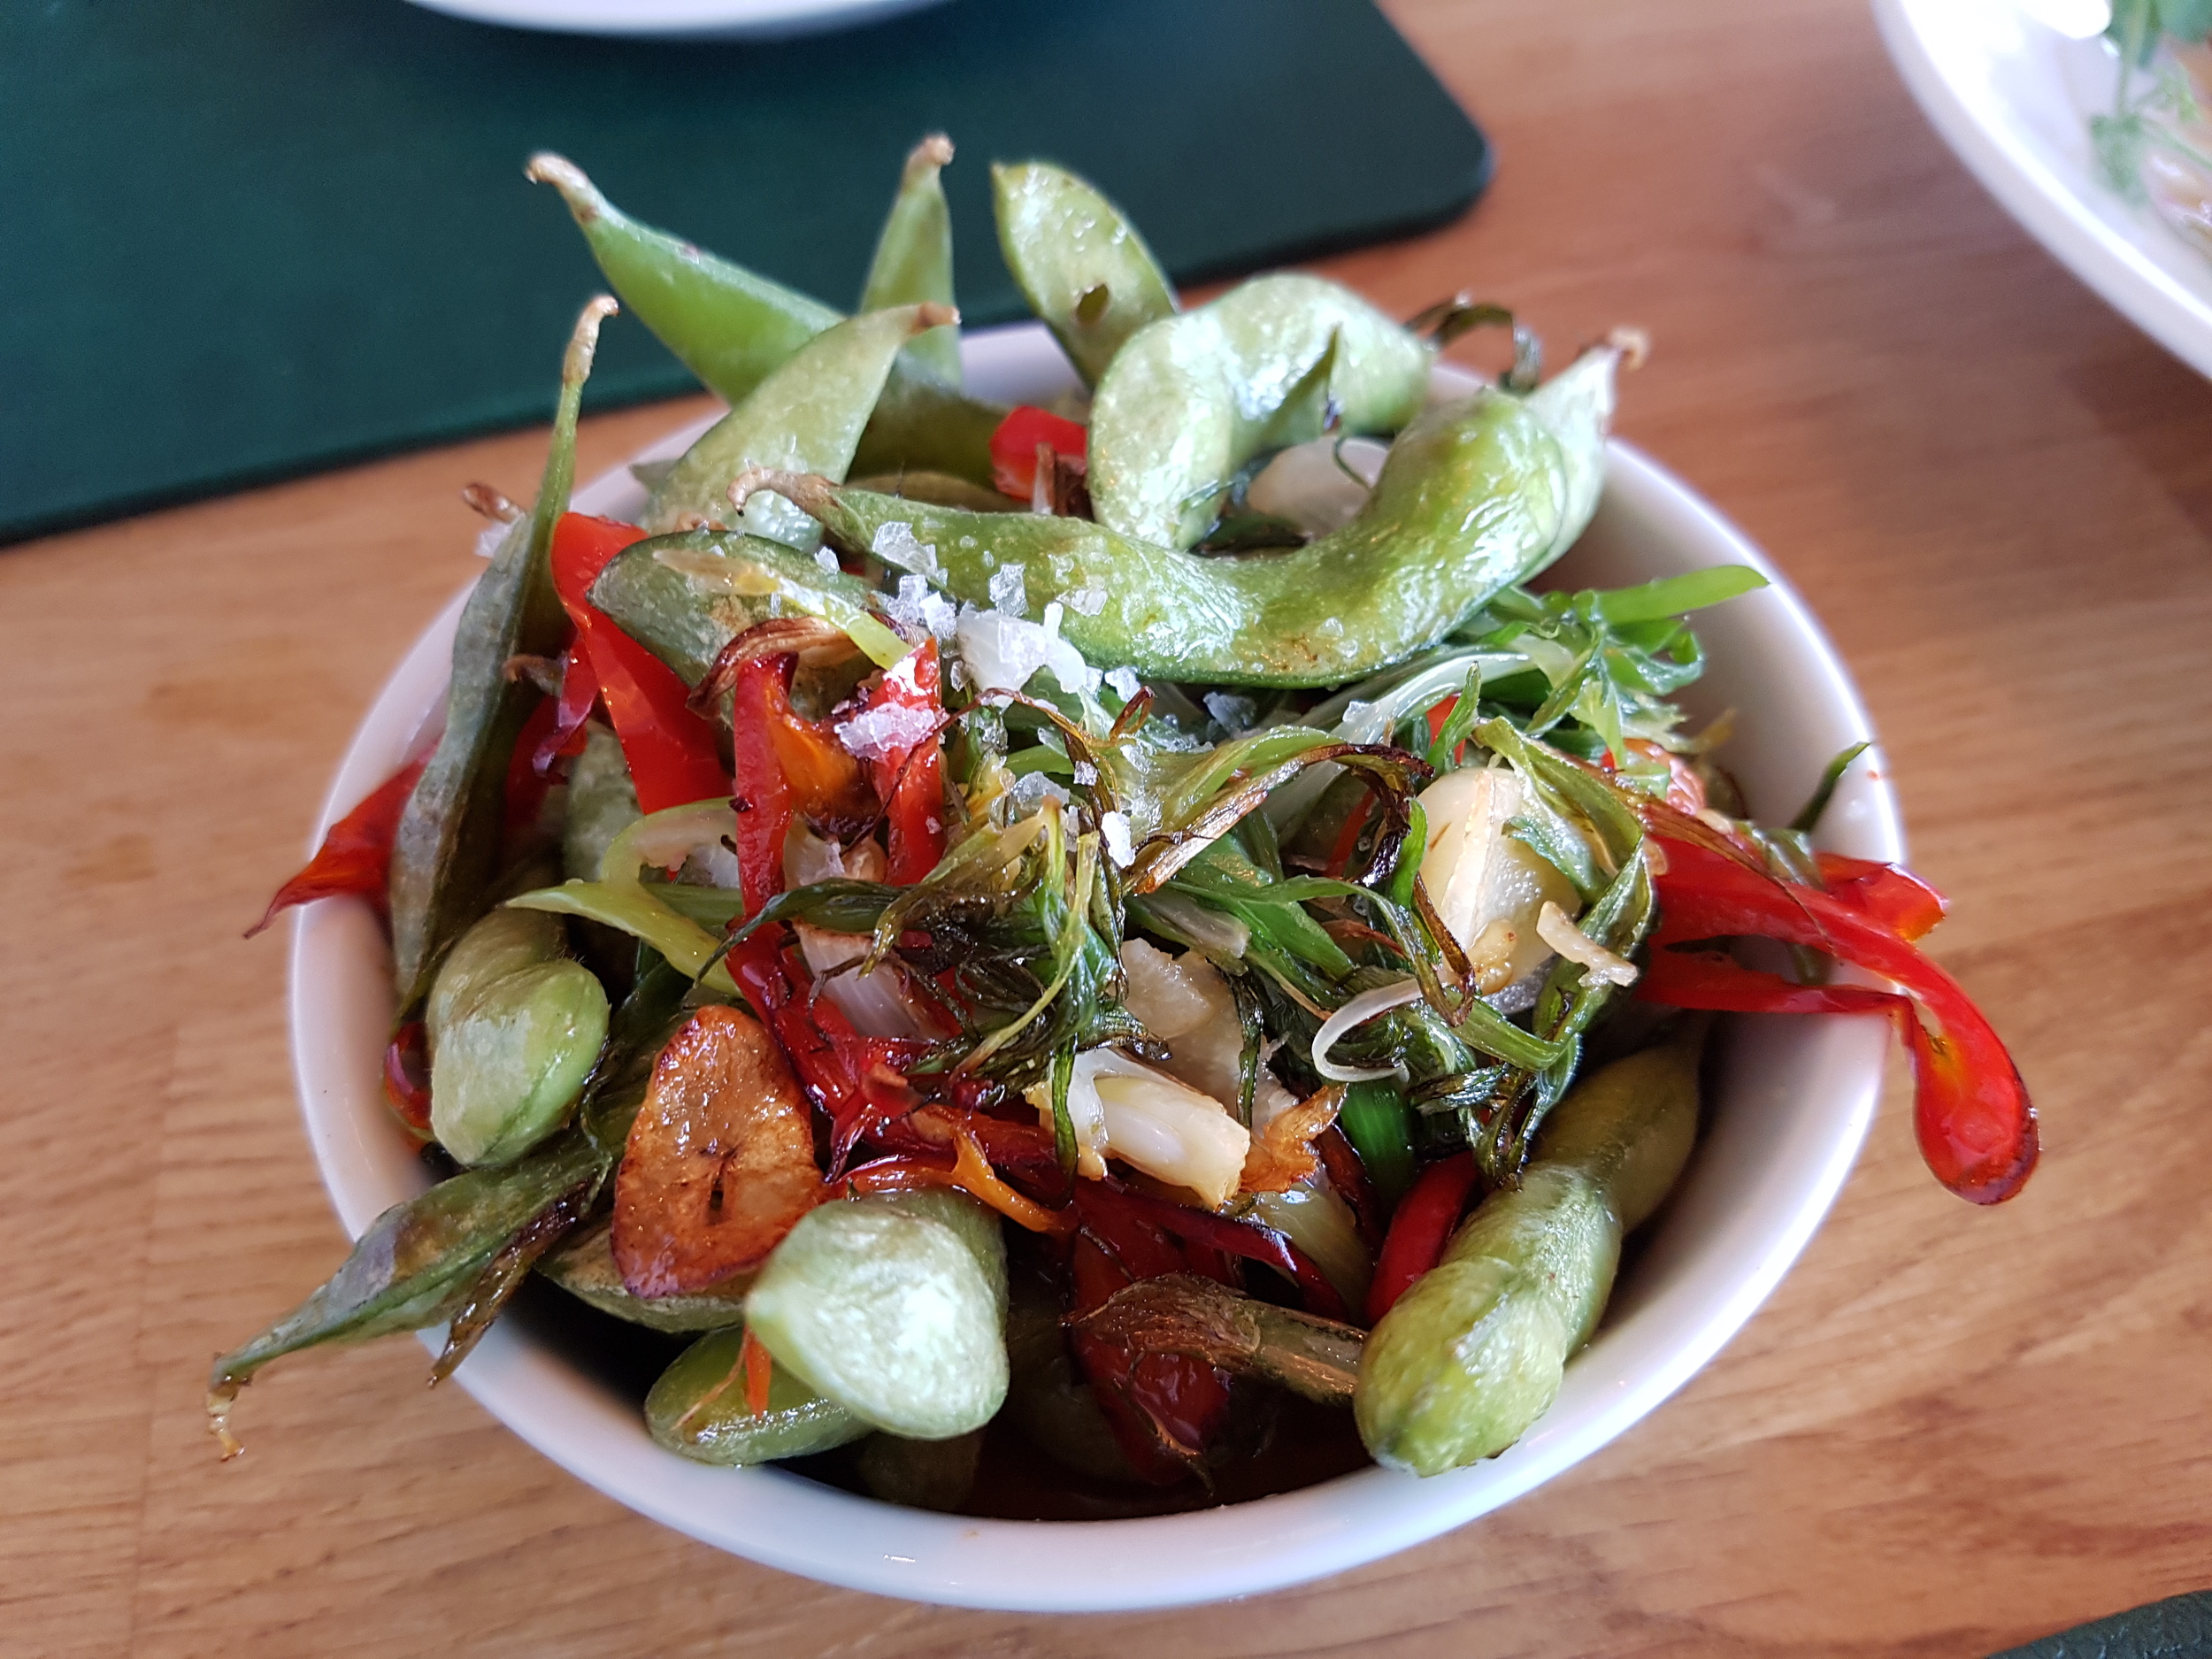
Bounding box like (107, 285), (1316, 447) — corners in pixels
(283, 321), (1900, 1610)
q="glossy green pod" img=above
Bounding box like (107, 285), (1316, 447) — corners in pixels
(861, 135), (962, 387)
(1087, 273), (1432, 550)
(587, 526), (903, 687)
(992, 160), (1176, 385)
(560, 724), (641, 884)
(646, 1325), (868, 1465)
(537, 1216), (753, 1333)
(642, 303), (950, 538)
(426, 909), (610, 1167)
(753, 372), (1594, 687)
(527, 154), (1004, 487)
(388, 297), (612, 1000)
(1353, 1025), (1703, 1476)
(743, 1189), (1008, 1440)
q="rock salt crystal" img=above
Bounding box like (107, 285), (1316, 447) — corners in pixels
(871, 520), (941, 579)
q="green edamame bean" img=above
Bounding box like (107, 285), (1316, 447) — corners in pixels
(1088, 273), (1432, 550)
(743, 1189), (1008, 1440)
(643, 303), (951, 539)
(1353, 1025), (1703, 1476)
(587, 526), (900, 689)
(646, 1325), (868, 1465)
(992, 160), (1176, 386)
(528, 154), (1006, 488)
(861, 135), (961, 388)
(427, 909), (611, 1167)
(856, 1429), (986, 1511)
(561, 724), (640, 884)
(537, 1215), (751, 1333)
(754, 364), (1609, 686)
(389, 298), (611, 1001)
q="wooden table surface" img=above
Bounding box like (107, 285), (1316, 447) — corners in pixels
(9, 1), (2212, 1653)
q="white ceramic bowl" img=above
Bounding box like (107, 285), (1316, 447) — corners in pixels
(288, 322), (1900, 1610)
(1874, 0), (2212, 380)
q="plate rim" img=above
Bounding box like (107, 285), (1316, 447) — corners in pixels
(1872, 0), (2212, 380)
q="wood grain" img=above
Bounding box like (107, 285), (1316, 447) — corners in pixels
(5, 1), (2210, 1653)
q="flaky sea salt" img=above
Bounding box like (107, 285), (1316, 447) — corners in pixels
(835, 702), (941, 763)
(1100, 810), (1136, 869)
(1204, 692), (1256, 733)
(814, 547), (841, 576)
(1064, 586), (1107, 617)
(872, 520), (941, 578)
(1104, 666), (1142, 702)
(987, 564), (1028, 618)
(474, 519), (516, 561)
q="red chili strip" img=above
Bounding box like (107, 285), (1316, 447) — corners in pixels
(987, 405), (1087, 500)
(1815, 852), (1947, 941)
(550, 513), (729, 814)
(727, 658), (799, 916)
(856, 641), (950, 885)
(1315, 1125), (1385, 1250)
(1081, 1183), (1348, 1321)
(248, 758), (427, 936)
(725, 931), (926, 1176)
(381, 1019), (434, 1141)
(1364, 1151), (1479, 1325)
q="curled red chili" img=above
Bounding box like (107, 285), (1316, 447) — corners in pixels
(249, 757), (426, 936)
(1641, 833), (2036, 1204)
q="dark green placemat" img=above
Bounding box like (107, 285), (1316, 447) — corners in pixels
(0, 0), (1489, 544)
(1992, 1590), (2212, 1658)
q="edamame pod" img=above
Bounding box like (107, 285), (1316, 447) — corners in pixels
(749, 374), (1591, 687)
(992, 160), (1177, 385)
(861, 135), (962, 387)
(743, 1188), (1009, 1440)
(528, 155), (1006, 488)
(388, 297), (612, 1000)
(537, 1216), (752, 1333)
(1353, 1024), (1703, 1475)
(426, 909), (610, 1167)
(643, 303), (953, 539)
(1088, 273), (1432, 550)
(586, 526), (903, 687)
(560, 724), (641, 883)
(856, 1430), (985, 1511)
(646, 1325), (868, 1464)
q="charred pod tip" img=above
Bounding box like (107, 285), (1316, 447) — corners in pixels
(524, 152), (601, 219)
(564, 295), (619, 385)
(729, 467), (837, 519)
(910, 133), (956, 173)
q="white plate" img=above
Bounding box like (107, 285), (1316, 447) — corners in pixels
(1874, 0), (2212, 378)
(286, 322), (1900, 1610)
(405, 0), (947, 40)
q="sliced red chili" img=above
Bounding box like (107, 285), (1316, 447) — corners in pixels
(381, 1019), (434, 1141)
(987, 405), (1087, 501)
(1815, 852), (1947, 941)
(549, 513), (728, 814)
(1364, 1151), (1479, 1325)
(249, 757), (427, 936)
(853, 641), (949, 885)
